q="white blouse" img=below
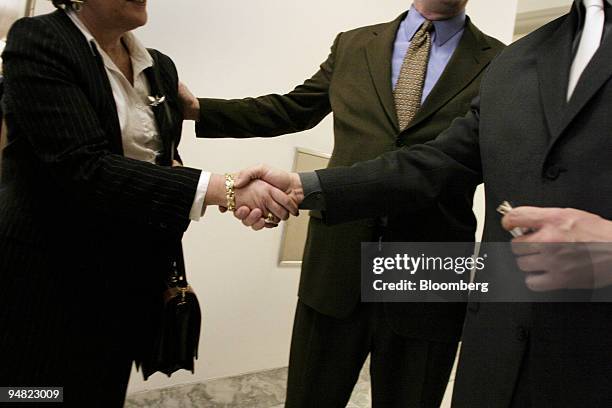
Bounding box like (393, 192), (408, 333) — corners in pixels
(66, 10), (208, 220)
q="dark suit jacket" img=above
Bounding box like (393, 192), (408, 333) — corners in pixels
(0, 10), (200, 381)
(0, 76), (4, 166)
(314, 5), (612, 407)
(196, 13), (504, 342)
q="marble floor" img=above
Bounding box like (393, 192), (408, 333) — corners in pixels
(125, 359), (454, 408)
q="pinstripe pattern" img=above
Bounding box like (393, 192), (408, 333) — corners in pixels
(0, 11), (199, 242)
(0, 77), (4, 174)
(0, 11), (199, 405)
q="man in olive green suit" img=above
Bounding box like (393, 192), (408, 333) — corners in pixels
(182, 1), (504, 406)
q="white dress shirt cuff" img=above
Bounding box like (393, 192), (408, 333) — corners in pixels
(189, 171), (211, 221)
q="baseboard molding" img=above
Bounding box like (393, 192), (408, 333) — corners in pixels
(514, 6), (571, 40)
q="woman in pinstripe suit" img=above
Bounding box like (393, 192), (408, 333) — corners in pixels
(0, 1), (297, 406)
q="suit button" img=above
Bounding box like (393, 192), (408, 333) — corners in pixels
(159, 222), (168, 229)
(517, 326), (528, 342)
(544, 165), (562, 180)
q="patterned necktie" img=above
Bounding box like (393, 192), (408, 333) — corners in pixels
(394, 20), (433, 130)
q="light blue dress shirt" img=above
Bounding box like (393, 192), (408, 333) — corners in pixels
(391, 6), (466, 103)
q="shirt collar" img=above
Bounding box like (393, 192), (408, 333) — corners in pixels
(403, 5), (466, 47)
(65, 9), (153, 76)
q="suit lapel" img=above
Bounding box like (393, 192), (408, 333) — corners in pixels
(560, 27), (612, 138)
(364, 13), (406, 132)
(54, 11), (124, 155)
(541, 4), (612, 156)
(91, 47), (124, 155)
(403, 19), (493, 133)
(536, 10), (575, 146)
(402, 18), (492, 133)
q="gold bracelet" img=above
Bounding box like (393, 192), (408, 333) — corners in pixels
(224, 173), (236, 212)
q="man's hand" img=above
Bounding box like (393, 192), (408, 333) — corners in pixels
(178, 81), (200, 121)
(502, 207), (612, 291)
(233, 165), (304, 230)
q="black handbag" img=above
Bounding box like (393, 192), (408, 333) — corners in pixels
(136, 50), (202, 380)
(138, 242), (201, 380)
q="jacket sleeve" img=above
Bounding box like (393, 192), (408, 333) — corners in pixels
(195, 33), (342, 138)
(2, 17), (201, 234)
(316, 96), (484, 225)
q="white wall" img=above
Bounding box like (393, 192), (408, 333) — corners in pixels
(32, 0), (53, 15)
(32, 0), (517, 393)
(517, 0), (572, 13)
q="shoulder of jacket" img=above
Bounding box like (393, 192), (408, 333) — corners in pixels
(335, 14), (404, 44)
(147, 48), (178, 81)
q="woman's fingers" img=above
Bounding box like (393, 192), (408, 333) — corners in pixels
(241, 208), (263, 227)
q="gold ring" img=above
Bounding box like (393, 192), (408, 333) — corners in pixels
(265, 213), (277, 224)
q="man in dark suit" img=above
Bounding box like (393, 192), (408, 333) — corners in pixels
(238, 0), (612, 406)
(181, 0), (504, 405)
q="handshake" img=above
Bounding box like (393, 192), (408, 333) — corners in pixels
(178, 83), (307, 230)
(209, 165), (305, 230)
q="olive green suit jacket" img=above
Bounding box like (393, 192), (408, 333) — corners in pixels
(196, 13), (504, 342)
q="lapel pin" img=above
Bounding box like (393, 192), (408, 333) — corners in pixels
(148, 95), (166, 107)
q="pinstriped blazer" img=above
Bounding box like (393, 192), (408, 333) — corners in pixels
(0, 10), (200, 244)
(0, 10), (200, 360)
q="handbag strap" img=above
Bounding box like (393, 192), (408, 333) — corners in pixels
(0, 118), (5, 152)
(0, 77), (5, 178)
(147, 49), (176, 163)
(0, 117), (6, 180)
(169, 241), (188, 288)
(145, 50), (190, 287)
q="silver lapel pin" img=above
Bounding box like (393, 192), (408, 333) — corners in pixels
(148, 95), (166, 107)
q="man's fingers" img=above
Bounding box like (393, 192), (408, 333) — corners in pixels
(511, 239), (544, 256)
(264, 196), (289, 222)
(515, 254), (546, 273)
(503, 206), (556, 231)
(524, 272), (562, 292)
(242, 208), (263, 227)
(251, 219), (266, 231)
(513, 226), (563, 244)
(233, 206), (250, 220)
(270, 188), (298, 217)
